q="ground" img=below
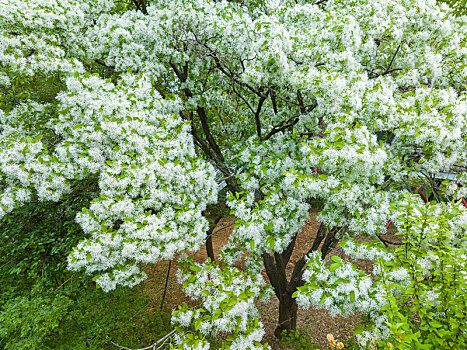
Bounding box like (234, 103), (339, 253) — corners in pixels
(142, 211), (396, 349)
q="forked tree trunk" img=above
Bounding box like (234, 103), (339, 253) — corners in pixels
(262, 222), (341, 339)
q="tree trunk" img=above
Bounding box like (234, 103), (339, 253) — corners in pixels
(274, 293), (298, 339)
(204, 212), (222, 262)
(262, 244), (300, 340)
(263, 222), (344, 340)
(206, 233), (215, 262)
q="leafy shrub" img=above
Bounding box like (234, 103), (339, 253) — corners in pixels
(280, 328), (320, 350)
(0, 286), (73, 350)
(0, 280), (172, 350)
(281, 328), (362, 350)
(0, 177), (98, 284)
(378, 200), (467, 349)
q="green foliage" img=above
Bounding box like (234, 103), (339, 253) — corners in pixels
(0, 286), (73, 350)
(0, 281), (172, 350)
(378, 199), (467, 349)
(0, 73), (64, 112)
(0, 177), (98, 284)
(280, 328), (363, 350)
(280, 328), (321, 350)
(441, 0), (467, 15)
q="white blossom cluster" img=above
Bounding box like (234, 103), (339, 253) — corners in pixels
(1, 71), (217, 292)
(340, 239), (393, 262)
(58, 74), (217, 291)
(279, 0), (466, 235)
(391, 88), (467, 175)
(0, 0), (114, 77)
(47, 0), (466, 247)
(295, 251), (390, 345)
(295, 123), (394, 234)
(224, 135), (312, 262)
(172, 258), (272, 350)
(0, 102), (73, 217)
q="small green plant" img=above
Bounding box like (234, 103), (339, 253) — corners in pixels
(280, 328), (321, 350)
(280, 329), (362, 350)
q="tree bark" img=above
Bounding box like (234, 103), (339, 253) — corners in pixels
(262, 241), (300, 339)
(206, 234), (215, 262)
(274, 293), (298, 339)
(204, 213), (222, 262)
(320, 226), (340, 260)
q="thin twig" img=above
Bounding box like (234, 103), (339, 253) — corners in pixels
(207, 222), (236, 238)
(217, 174), (236, 184)
(381, 178), (394, 190)
(54, 274), (75, 291)
(160, 260), (172, 310)
(377, 235), (403, 246)
(111, 330), (176, 350)
(384, 44), (401, 75)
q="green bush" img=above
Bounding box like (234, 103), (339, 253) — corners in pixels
(0, 177), (99, 284)
(0, 281), (172, 350)
(378, 200), (467, 350)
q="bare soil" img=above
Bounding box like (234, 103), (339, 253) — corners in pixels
(142, 212), (395, 349)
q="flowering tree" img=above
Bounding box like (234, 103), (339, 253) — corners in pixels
(1, 0), (466, 348)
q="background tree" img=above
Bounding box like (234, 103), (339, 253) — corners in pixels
(1, 0), (466, 348)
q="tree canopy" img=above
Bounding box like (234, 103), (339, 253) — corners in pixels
(1, 0), (467, 348)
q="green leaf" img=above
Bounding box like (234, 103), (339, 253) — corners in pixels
(189, 265), (201, 272)
(330, 256), (341, 263)
(353, 325), (365, 335)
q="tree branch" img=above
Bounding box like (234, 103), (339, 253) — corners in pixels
(274, 252), (289, 295)
(171, 63), (241, 194)
(110, 330), (176, 350)
(281, 235), (297, 266)
(263, 253), (281, 299)
(369, 44), (402, 79)
(255, 92), (269, 141)
(286, 222), (326, 294)
(263, 102), (317, 141)
(320, 227), (341, 260)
